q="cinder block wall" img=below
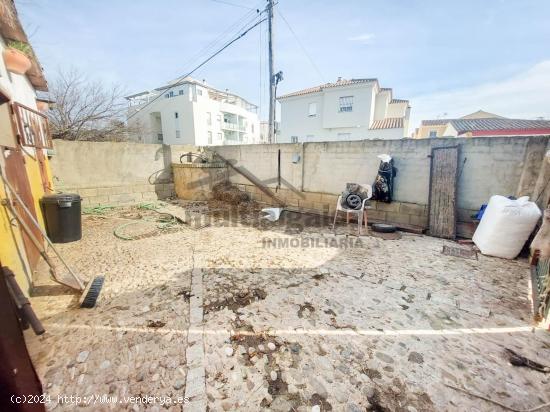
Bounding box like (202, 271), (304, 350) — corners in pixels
(49, 141), (191, 207)
(211, 136), (550, 237)
(233, 183), (429, 228)
(50, 137), (550, 237)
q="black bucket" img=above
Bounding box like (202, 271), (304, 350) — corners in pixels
(40, 193), (82, 243)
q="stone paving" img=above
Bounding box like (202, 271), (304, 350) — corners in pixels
(25, 207), (550, 411)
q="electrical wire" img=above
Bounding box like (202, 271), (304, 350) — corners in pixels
(176, 7), (260, 77)
(210, 0), (258, 10)
(276, 8), (325, 83)
(131, 7), (264, 120)
(128, 16), (266, 121)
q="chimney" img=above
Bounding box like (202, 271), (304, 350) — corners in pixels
(202, 79), (206, 84)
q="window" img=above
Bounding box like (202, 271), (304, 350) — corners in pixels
(308, 102), (317, 117)
(216, 114), (221, 124)
(429, 130), (437, 138)
(337, 132), (351, 140)
(251, 124), (254, 133)
(175, 112), (180, 138)
(208, 131), (212, 144)
(179, 89), (184, 95)
(207, 112), (212, 126)
(339, 96), (353, 112)
(291, 136), (298, 143)
(169, 91), (174, 98)
(217, 132), (222, 141)
(197, 89), (203, 96)
(164, 93), (170, 99)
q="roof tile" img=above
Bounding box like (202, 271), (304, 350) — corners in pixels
(370, 117), (404, 130)
(278, 78), (377, 99)
(422, 118), (550, 131)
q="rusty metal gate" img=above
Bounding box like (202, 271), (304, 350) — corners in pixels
(428, 146), (459, 239)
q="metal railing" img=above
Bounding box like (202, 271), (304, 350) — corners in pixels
(221, 122), (246, 132)
(12, 102), (52, 149)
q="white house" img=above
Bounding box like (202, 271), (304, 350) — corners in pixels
(126, 77), (261, 146)
(277, 78), (410, 142)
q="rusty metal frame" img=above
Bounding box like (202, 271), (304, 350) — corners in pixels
(11, 102), (53, 149)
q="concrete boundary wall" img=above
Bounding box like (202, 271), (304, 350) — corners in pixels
(50, 137), (550, 237)
(49, 141), (197, 207)
(210, 136), (550, 237)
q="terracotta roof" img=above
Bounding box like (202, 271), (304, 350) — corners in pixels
(278, 78), (377, 99)
(389, 99), (408, 104)
(0, 0), (48, 91)
(370, 117), (404, 130)
(451, 118), (550, 133)
(422, 117), (550, 132)
(421, 119), (451, 126)
(460, 110), (504, 119)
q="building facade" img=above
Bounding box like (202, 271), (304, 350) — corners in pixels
(126, 78), (261, 146)
(0, 0), (54, 295)
(414, 110), (550, 138)
(277, 78), (410, 142)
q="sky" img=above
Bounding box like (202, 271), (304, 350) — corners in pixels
(16, 0), (550, 134)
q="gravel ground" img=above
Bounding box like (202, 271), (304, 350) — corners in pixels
(24, 205), (550, 411)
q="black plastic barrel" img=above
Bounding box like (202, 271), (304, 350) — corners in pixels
(40, 193), (82, 243)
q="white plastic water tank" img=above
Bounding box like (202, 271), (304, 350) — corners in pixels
(472, 195), (541, 259)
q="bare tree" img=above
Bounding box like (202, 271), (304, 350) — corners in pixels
(47, 68), (129, 141)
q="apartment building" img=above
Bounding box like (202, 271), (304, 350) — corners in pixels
(277, 78), (410, 142)
(126, 77), (261, 146)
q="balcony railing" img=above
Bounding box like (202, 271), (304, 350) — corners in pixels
(221, 122), (246, 132)
(12, 102), (52, 149)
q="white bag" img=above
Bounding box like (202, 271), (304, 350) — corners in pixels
(472, 195), (541, 259)
(260, 207), (283, 222)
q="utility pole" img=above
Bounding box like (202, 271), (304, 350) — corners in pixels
(267, 0), (275, 144)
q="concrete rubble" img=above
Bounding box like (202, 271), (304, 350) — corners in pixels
(25, 205), (550, 411)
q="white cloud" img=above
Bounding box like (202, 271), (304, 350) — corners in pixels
(408, 60), (550, 134)
(347, 33), (375, 44)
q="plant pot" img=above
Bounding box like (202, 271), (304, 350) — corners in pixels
(3, 48), (32, 75)
(36, 100), (49, 111)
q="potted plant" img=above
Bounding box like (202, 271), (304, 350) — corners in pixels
(3, 40), (32, 75)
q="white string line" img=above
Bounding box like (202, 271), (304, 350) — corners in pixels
(45, 323), (536, 337)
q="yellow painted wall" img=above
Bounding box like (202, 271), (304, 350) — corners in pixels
(0, 150), (52, 295)
(24, 149), (52, 228)
(415, 124), (448, 138)
(0, 181), (34, 294)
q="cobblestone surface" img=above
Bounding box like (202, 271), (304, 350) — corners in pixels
(25, 210), (550, 411)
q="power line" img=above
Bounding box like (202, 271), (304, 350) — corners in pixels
(277, 8), (325, 83)
(174, 7), (260, 78)
(128, 16), (266, 121)
(210, 0), (258, 10)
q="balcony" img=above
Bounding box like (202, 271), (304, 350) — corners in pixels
(221, 122), (246, 132)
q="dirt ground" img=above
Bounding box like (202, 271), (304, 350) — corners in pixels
(25, 202), (550, 411)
